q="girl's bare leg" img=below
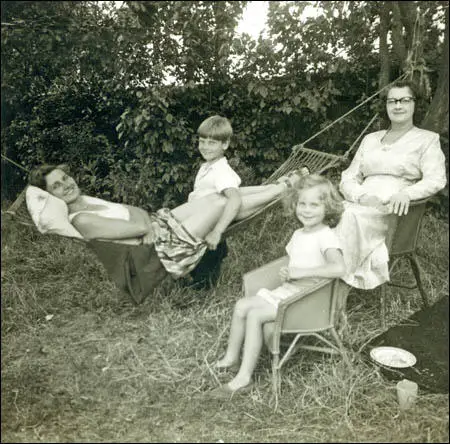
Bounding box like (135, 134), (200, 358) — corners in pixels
(216, 296), (270, 368)
(238, 184), (282, 195)
(226, 304), (277, 391)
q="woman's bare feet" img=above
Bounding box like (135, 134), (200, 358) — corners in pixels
(276, 167), (310, 189)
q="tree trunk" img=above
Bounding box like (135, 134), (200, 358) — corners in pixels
(378, 2), (391, 91)
(390, 2), (407, 64)
(398, 1), (417, 49)
(421, 6), (449, 135)
(397, 1), (425, 89)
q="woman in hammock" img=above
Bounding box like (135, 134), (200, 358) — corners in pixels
(27, 163), (302, 280)
(335, 80), (447, 289)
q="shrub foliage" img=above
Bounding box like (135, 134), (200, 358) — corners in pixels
(1, 1), (448, 212)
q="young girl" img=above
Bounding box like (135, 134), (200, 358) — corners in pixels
(211, 174), (346, 396)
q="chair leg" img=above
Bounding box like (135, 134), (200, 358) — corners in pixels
(272, 353), (280, 410)
(408, 254), (429, 307)
(335, 282), (351, 337)
(380, 284), (387, 329)
(329, 327), (351, 367)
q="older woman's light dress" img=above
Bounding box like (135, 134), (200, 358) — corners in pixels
(335, 127), (446, 289)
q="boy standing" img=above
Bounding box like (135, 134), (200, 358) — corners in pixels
(189, 115), (242, 251)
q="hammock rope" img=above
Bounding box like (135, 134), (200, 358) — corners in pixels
(264, 71), (409, 184)
(404, 9), (432, 100)
(1, 153), (30, 173)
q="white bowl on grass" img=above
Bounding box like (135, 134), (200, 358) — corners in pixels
(370, 346), (417, 368)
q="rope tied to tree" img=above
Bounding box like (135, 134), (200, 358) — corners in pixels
(1, 154), (30, 173)
(404, 8), (432, 100)
(264, 71), (409, 183)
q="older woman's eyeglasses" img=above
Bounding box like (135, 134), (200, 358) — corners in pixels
(386, 97), (415, 105)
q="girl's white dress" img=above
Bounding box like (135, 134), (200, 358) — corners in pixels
(336, 127), (447, 289)
(257, 226), (342, 306)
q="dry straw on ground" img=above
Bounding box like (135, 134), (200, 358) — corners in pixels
(1, 207), (448, 443)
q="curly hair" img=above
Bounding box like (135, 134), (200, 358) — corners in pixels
(282, 173), (344, 228)
(28, 164), (71, 191)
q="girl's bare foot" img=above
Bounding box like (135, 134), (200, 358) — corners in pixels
(226, 375), (252, 392)
(214, 357), (239, 369)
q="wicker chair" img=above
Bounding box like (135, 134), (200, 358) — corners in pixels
(381, 197), (432, 326)
(242, 256), (351, 405)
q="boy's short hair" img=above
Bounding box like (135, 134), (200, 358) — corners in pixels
(197, 115), (233, 142)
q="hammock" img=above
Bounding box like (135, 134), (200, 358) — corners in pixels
(0, 113), (374, 305)
(225, 113), (379, 235)
(3, 67), (411, 232)
(3, 112), (376, 233)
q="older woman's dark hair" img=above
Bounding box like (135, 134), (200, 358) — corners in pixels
(387, 80), (421, 100)
(29, 164), (71, 190)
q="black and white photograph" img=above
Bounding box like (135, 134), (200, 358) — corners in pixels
(1, 1), (448, 442)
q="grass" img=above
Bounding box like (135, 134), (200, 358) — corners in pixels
(1, 208), (449, 443)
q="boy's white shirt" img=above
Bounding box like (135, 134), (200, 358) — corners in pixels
(188, 156), (241, 202)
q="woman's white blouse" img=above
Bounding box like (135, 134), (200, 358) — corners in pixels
(68, 196), (130, 222)
(339, 127), (447, 202)
(68, 196), (141, 245)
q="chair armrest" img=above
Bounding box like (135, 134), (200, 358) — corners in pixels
(277, 278), (333, 309)
(409, 197), (431, 207)
(242, 256), (289, 297)
(387, 197), (431, 255)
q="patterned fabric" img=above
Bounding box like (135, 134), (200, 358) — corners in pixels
(151, 208), (208, 278)
(336, 127), (447, 290)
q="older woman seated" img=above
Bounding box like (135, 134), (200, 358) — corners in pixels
(335, 80), (447, 290)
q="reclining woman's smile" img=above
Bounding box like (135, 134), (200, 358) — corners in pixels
(45, 169), (81, 203)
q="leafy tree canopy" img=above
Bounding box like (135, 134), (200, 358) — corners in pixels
(1, 1), (448, 214)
